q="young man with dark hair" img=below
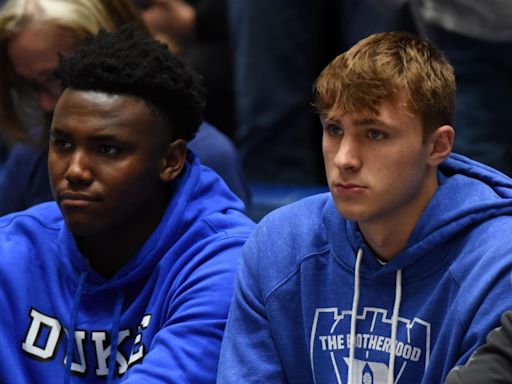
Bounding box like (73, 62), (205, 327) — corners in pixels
(217, 31), (512, 383)
(0, 25), (254, 383)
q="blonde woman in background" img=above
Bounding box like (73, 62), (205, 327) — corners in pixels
(0, 0), (148, 144)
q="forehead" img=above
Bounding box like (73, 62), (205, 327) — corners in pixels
(323, 89), (415, 123)
(52, 89), (164, 137)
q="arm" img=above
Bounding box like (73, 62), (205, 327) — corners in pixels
(445, 310), (512, 384)
(121, 236), (247, 383)
(217, 235), (287, 383)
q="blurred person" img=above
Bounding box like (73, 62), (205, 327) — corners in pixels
(228, 0), (417, 185)
(378, 0), (512, 176)
(0, 0), (250, 215)
(417, 0), (512, 177)
(0, 25), (255, 383)
(133, 0), (236, 138)
(217, 32), (512, 383)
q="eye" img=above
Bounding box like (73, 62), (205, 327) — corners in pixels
(367, 129), (386, 141)
(52, 138), (72, 151)
(98, 144), (120, 156)
(325, 123), (343, 137)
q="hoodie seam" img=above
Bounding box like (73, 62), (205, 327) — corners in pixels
(448, 265), (471, 333)
(264, 246), (330, 304)
(0, 213), (60, 231)
(201, 216), (250, 240)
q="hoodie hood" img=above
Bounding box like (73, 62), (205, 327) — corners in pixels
(58, 150), (245, 290)
(327, 153), (512, 279)
(53, 150), (248, 383)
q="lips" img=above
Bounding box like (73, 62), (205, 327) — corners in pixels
(338, 183), (364, 189)
(59, 191), (101, 207)
(332, 182), (367, 196)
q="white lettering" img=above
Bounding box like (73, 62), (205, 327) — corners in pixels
(411, 347), (422, 361)
(92, 329), (131, 376)
(22, 309), (61, 360)
(127, 314), (152, 369)
(62, 329), (87, 374)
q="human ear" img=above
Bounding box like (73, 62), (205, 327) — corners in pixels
(427, 125), (455, 166)
(160, 139), (187, 182)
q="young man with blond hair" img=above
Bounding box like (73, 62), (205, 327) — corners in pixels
(217, 31), (512, 383)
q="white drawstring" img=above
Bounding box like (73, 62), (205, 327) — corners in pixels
(347, 248), (403, 384)
(348, 248), (363, 384)
(388, 269), (402, 384)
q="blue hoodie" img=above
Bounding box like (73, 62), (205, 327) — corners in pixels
(217, 153), (512, 383)
(0, 152), (255, 383)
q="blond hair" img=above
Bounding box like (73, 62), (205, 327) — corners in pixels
(0, 0), (147, 143)
(314, 31), (456, 138)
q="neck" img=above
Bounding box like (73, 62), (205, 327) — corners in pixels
(77, 194), (170, 279)
(359, 171), (439, 262)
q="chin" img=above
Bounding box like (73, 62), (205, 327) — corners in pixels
(334, 202), (367, 222)
(63, 218), (101, 237)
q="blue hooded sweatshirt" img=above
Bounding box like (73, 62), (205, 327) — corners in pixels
(217, 153), (512, 383)
(0, 152), (255, 383)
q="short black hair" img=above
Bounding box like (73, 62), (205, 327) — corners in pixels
(56, 25), (205, 141)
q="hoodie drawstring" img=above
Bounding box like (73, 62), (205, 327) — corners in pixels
(388, 269), (402, 384)
(348, 248), (403, 384)
(64, 270), (89, 384)
(106, 292), (125, 384)
(348, 248), (363, 383)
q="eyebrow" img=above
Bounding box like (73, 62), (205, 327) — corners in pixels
(50, 127), (126, 142)
(353, 117), (380, 126)
(321, 116), (395, 130)
(352, 117), (394, 129)
(50, 127), (70, 137)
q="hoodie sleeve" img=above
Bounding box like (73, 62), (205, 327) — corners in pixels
(120, 235), (246, 383)
(438, 234), (512, 381)
(445, 311), (512, 383)
(217, 231), (288, 383)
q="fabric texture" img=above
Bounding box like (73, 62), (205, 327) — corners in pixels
(0, 152), (255, 383)
(217, 153), (512, 383)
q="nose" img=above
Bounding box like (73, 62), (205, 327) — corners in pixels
(65, 150), (93, 186)
(333, 136), (362, 171)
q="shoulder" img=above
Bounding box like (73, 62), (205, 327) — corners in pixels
(254, 192), (332, 242)
(197, 206), (256, 243)
(0, 202), (62, 262)
(189, 121), (239, 165)
(0, 202), (62, 232)
(450, 215), (512, 272)
(241, 193), (333, 290)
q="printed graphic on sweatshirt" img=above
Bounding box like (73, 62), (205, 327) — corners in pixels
(310, 307), (431, 383)
(21, 308), (152, 378)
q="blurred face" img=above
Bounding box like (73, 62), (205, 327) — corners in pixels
(7, 23), (79, 112)
(49, 89), (183, 238)
(322, 92), (437, 229)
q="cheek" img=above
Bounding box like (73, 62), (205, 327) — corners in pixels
(47, 153), (63, 180)
(322, 141), (337, 169)
(383, 147), (427, 187)
(103, 163), (161, 198)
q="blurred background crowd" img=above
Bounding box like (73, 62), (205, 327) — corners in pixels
(0, 0), (511, 221)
